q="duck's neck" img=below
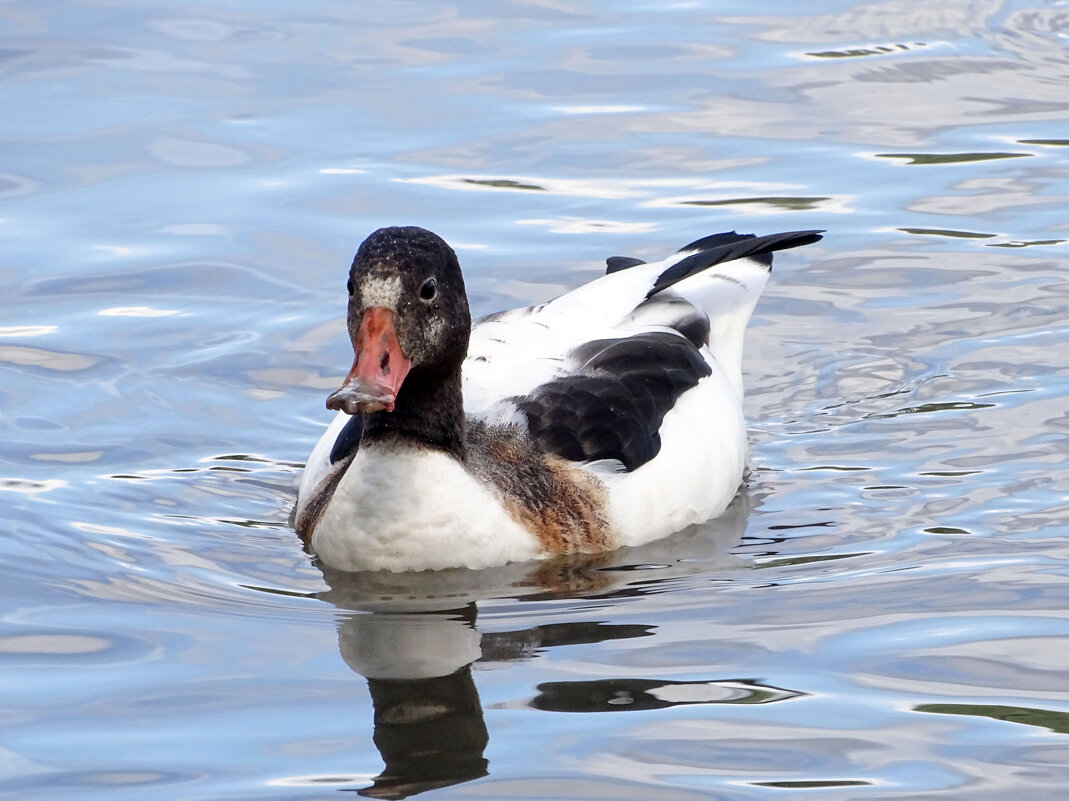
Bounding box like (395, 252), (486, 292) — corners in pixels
(360, 367), (467, 461)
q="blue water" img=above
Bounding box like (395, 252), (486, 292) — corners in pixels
(3, 1), (1069, 798)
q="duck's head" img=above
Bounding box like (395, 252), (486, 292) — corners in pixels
(326, 226), (471, 415)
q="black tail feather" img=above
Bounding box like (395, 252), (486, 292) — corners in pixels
(605, 256), (647, 274)
(647, 229), (823, 299)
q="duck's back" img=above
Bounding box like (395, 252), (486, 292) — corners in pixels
(457, 229), (822, 549)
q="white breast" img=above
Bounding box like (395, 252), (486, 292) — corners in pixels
(311, 443), (543, 572)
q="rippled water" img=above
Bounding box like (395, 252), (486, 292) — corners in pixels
(3, 1), (1069, 798)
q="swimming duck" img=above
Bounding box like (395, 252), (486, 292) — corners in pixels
(296, 226), (821, 572)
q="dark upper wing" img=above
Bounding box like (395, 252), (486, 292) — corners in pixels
(512, 332), (711, 471)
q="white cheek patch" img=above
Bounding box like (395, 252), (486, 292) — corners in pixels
(360, 275), (403, 310)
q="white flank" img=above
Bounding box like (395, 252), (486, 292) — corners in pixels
(600, 373), (747, 545)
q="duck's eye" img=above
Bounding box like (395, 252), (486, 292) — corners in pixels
(346, 277), (354, 296)
(419, 277), (437, 301)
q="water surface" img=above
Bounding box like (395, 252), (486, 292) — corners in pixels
(3, 1), (1069, 798)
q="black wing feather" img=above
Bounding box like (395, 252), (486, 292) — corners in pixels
(514, 332), (711, 471)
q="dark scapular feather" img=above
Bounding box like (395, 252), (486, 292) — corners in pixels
(514, 332), (711, 471)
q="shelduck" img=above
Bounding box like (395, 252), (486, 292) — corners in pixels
(296, 226), (821, 572)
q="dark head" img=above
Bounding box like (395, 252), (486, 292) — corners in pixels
(326, 227), (472, 415)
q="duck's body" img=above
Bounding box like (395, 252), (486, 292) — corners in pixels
(296, 226), (821, 572)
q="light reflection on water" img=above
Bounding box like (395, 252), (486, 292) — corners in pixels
(3, 0), (1069, 798)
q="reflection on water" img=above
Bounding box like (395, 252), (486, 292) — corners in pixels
(357, 657), (489, 797)
(314, 506), (753, 797)
(530, 677), (801, 712)
(326, 538), (803, 798)
(916, 703), (1069, 735)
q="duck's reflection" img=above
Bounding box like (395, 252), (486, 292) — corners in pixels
(362, 667), (487, 799)
(319, 495), (794, 798)
(334, 606), (661, 798)
(336, 607), (485, 799)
